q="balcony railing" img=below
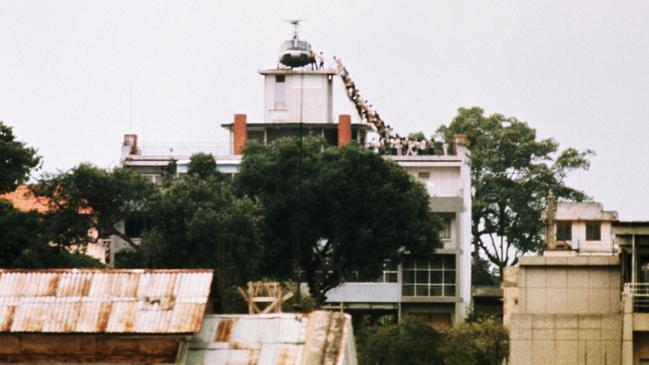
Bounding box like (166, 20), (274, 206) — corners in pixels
(138, 142), (232, 157)
(624, 283), (649, 312)
(367, 140), (459, 157)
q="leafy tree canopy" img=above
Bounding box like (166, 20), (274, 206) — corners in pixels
(0, 122), (40, 193)
(438, 107), (593, 278)
(35, 164), (157, 249)
(0, 200), (103, 268)
(357, 317), (443, 365)
(123, 167), (263, 313)
(188, 152), (220, 179)
(236, 137), (440, 304)
(472, 255), (499, 286)
(440, 316), (509, 365)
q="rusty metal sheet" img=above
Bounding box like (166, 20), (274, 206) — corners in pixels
(0, 269), (213, 334)
(189, 311), (357, 365)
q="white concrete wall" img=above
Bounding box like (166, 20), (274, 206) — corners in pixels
(457, 144), (472, 321)
(556, 221), (614, 253)
(264, 72), (333, 124)
(508, 258), (623, 365)
(410, 167), (462, 197)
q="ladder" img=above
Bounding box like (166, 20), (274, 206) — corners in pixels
(334, 58), (392, 140)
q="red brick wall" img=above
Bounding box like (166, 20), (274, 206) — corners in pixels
(233, 114), (247, 155)
(338, 114), (351, 147)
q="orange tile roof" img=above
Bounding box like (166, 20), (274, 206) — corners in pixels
(0, 185), (50, 213)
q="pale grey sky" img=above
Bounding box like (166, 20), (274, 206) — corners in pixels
(1, 0), (649, 219)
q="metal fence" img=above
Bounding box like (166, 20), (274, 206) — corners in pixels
(139, 142), (231, 156)
(624, 283), (649, 312)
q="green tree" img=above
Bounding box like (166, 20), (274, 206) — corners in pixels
(0, 200), (103, 268)
(438, 107), (593, 278)
(35, 164), (157, 249)
(0, 122), (40, 193)
(236, 137), (440, 305)
(188, 152), (220, 179)
(408, 131), (426, 141)
(440, 316), (509, 365)
(357, 317), (443, 365)
(472, 256), (499, 286)
(132, 169), (264, 313)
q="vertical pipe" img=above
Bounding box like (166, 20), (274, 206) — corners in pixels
(632, 234), (637, 285)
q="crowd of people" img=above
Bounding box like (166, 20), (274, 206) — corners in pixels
(332, 57), (450, 156)
(365, 136), (452, 156)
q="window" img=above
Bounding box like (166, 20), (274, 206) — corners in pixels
(248, 130), (265, 144)
(324, 128), (338, 146)
(141, 174), (161, 184)
(274, 75), (286, 109)
(556, 221), (572, 241)
(382, 259), (398, 283)
(439, 215), (452, 240)
(369, 259), (398, 283)
(402, 255), (456, 297)
(418, 171), (430, 180)
(125, 216), (150, 238)
(586, 221), (601, 241)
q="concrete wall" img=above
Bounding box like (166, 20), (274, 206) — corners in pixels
(263, 71), (333, 124)
(518, 264), (621, 315)
(509, 313), (622, 365)
(503, 267), (519, 328)
(508, 256), (623, 365)
(556, 220), (614, 253)
(408, 166), (462, 198)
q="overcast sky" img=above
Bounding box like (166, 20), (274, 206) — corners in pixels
(1, 0), (648, 219)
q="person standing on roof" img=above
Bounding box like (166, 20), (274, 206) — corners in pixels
(318, 52), (324, 70)
(334, 56), (344, 73)
(309, 50), (317, 70)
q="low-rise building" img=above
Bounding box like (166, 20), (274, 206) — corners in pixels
(506, 200), (649, 364)
(0, 269), (213, 364)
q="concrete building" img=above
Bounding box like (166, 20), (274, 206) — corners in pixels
(614, 221), (649, 365)
(323, 141), (472, 327)
(506, 200), (649, 365)
(120, 36), (473, 327)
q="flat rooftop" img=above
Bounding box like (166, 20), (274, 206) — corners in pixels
(259, 68), (338, 76)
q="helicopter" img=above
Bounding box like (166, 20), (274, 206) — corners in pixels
(279, 20), (315, 68)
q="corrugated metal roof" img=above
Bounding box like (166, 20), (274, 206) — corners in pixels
(325, 283), (400, 303)
(0, 269), (213, 333)
(188, 311), (357, 365)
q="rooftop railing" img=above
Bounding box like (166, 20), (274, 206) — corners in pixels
(367, 140), (460, 157)
(138, 142), (231, 157)
(624, 283), (649, 312)
(130, 139), (463, 158)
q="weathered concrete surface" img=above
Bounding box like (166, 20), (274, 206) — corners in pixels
(507, 257), (623, 365)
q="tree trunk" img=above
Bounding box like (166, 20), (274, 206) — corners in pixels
(497, 262), (505, 283)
